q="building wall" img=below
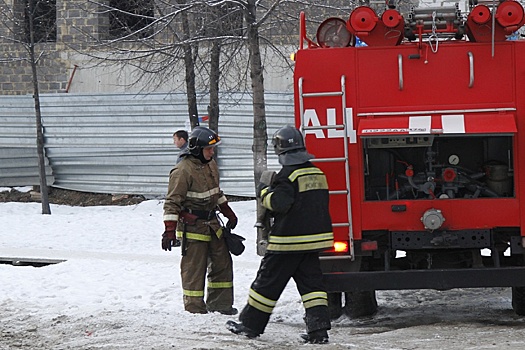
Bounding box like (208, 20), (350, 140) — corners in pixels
(0, 0), (376, 96)
(0, 0), (298, 95)
(0, 0), (101, 95)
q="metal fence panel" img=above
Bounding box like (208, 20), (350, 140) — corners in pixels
(0, 92), (293, 197)
(0, 96), (55, 187)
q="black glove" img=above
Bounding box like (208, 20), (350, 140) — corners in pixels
(162, 221), (180, 251)
(219, 202), (238, 230)
(256, 182), (268, 198)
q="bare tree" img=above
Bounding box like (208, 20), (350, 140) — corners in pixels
(0, 0), (55, 214)
(245, 0), (269, 185)
(71, 1), (367, 187)
(175, 0), (200, 129)
(69, 0), (277, 186)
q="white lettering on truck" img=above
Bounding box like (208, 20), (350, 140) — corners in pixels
(303, 108), (357, 143)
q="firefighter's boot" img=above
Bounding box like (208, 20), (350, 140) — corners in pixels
(225, 320), (259, 339)
(300, 329), (329, 344)
(210, 307), (238, 315)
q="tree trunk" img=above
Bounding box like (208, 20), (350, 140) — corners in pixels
(27, 1), (51, 215)
(246, 0), (268, 187)
(178, 0), (199, 129)
(208, 40), (220, 134)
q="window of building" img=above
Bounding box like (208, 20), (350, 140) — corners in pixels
(109, 0), (154, 39)
(24, 0), (57, 43)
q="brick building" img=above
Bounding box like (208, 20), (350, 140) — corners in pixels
(0, 0), (176, 95)
(0, 0), (371, 95)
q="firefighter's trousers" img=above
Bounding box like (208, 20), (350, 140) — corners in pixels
(180, 232), (233, 313)
(239, 252), (331, 335)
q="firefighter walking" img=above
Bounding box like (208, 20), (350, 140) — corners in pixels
(226, 125), (334, 344)
(162, 126), (238, 315)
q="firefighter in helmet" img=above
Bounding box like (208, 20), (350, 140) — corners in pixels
(226, 125), (334, 343)
(162, 126), (238, 315)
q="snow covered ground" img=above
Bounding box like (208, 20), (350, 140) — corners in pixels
(1, 187), (525, 349)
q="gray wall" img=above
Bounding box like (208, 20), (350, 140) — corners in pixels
(0, 92), (294, 197)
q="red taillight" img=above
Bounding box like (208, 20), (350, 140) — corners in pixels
(325, 241), (378, 254)
(361, 240), (378, 251)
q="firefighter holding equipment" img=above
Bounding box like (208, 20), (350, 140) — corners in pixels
(163, 126), (238, 315)
(226, 125), (334, 344)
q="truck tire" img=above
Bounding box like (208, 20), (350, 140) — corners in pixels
(512, 287), (525, 316)
(327, 292), (343, 320)
(344, 291), (378, 318)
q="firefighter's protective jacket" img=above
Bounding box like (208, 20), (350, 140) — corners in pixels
(261, 161), (334, 253)
(163, 156), (227, 240)
(163, 154), (234, 314)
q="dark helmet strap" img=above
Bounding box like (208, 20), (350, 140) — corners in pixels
(192, 149), (212, 164)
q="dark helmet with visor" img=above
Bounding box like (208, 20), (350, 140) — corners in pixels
(272, 125), (306, 155)
(188, 126), (221, 156)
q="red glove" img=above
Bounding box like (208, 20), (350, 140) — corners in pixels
(162, 221), (180, 251)
(219, 203), (238, 230)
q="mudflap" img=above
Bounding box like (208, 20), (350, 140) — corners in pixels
(327, 292), (343, 320)
(344, 291), (378, 318)
(512, 286), (525, 316)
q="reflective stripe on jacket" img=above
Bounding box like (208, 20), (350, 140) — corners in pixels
(262, 162), (334, 253)
(163, 156), (226, 237)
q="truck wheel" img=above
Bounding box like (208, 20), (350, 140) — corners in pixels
(512, 287), (525, 315)
(344, 291), (378, 318)
(327, 292), (343, 320)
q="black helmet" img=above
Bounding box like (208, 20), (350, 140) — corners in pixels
(188, 126), (221, 156)
(272, 125), (305, 155)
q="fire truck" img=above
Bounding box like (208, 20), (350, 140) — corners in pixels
(292, 1), (525, 318)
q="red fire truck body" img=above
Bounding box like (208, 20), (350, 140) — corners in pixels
(293, 2), (525, 317)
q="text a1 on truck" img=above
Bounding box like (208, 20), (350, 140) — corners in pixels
(291, 1), (525, 318)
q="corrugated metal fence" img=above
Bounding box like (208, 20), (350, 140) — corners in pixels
(0, 96), (55, 187)
(0, 92), (294, 197)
